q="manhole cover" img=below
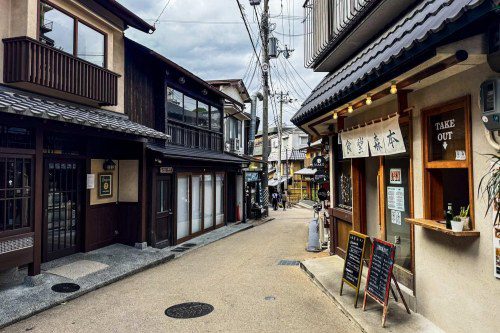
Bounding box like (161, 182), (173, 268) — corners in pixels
(278, 259), (300, 266)
(165, 302), (214, 319)
(51, 283), (81, 293)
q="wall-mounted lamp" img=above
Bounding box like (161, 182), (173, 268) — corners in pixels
(202, 89), (208, 96)
(103, 159), (116, 171)
(366, 94), (372, 105)
(179, 77), (186, 84)
(348, 105), (354, 113)
(333, 112), (338, 120)
(390, 81), (398, 94)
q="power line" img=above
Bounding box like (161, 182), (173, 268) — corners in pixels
(236, 0), (262, 69)
(153, 0), (173, 27)
(284, 57), (313, 90)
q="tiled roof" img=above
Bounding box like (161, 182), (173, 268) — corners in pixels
(291, 0), (489, 126)
(0, 86), (168, 139)
(268, 149), (306, 162)
(147, 142), (248, 164)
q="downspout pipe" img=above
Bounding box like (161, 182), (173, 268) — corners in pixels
(249, 92), (263, 155)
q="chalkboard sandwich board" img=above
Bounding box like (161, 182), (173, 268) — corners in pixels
(362, 239), (410, 327)
(340, 231), (370, 308)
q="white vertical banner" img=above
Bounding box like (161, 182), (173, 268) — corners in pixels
(340, 131), (354, 158)
(367, 121), (387, 156)
(381, 115), (406, 155)
(351, 126), (370, 158)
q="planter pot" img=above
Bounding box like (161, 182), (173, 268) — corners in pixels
(451, 220), (464, 232)
(460, 217), (471, 230)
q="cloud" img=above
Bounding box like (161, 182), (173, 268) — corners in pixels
(119, 0), (324, 127)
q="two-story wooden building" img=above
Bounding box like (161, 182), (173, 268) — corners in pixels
(0, 0), (166, 278)
(124, 39), (248, 248)
(293, 1), (499, 332)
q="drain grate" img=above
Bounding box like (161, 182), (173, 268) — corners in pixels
(51, 283), (80, 293)
(181, 243), (197, 247)
(278, 259), (300, 266)
(165, 302), (214, 319)
(171, 247), (189, 252)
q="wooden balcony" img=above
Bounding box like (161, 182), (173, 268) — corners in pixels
(166, 122), (222, 151)
(3, 36), (119, 106)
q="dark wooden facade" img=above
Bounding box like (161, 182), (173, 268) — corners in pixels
(3, 37), (119, 106)
(124, 38), (246, 247)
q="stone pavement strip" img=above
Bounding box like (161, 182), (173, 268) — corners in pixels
(0, 222), (252, 329)
(301, 256), (445, 333)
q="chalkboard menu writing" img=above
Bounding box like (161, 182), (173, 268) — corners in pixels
(343, 233), (365, 287)
(365, 239), (395, 304)
(340, 231), (369, 307)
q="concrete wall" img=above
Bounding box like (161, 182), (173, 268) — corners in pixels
(409, 62), (498, 333)
(0, 0), (125, 113)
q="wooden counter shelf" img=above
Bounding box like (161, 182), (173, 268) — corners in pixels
(405, 218), (480, 237)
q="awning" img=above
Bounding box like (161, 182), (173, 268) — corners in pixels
(294, 168), (317, 176)
(268, 176), (291, 187)
(291, 0), (491, 126)
(147, 142), (248, 164)
(0, 86), (168, 139)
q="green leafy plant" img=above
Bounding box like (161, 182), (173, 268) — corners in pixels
(453, 216), (462, 222)
(459, 206), (469, 218)
(478, 153), (500, 226)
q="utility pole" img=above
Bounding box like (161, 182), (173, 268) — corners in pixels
(261, 0), (270, 215)
(275, 91), (289, 195)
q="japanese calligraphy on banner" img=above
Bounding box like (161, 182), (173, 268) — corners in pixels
(341, 115), (406, 158)
(382, 115), (406, 155)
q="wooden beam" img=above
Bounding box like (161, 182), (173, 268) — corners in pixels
(28, 127), (43, 276)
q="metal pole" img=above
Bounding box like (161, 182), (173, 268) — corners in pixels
(261, 0), (270, 215)
(277, 92), (283, 195)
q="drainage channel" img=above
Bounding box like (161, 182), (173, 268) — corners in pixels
(165, 302), (214, 319)
(51, 283), (81, 293)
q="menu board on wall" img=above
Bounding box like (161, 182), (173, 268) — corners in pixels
(387, 187), (405, 212)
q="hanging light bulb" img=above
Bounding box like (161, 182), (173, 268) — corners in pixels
(390, 81), (398, 94)
(348, 105), (353, 113)
(366, 94), (372, 105)
(333, 112), (338, 120)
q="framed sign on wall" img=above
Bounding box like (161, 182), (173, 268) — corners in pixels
(98, 173), (113, 198)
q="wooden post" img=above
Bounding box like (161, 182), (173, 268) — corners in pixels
(28, 127), (43, 276)
(139, 141), (148, 243)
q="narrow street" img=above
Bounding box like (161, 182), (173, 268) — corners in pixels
(2, 207), (360, 333)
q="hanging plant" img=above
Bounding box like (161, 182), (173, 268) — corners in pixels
(478, 153), (500, 226)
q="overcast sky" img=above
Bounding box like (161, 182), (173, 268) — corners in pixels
(120, 0), (324, 127)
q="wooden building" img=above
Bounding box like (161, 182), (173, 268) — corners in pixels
(0, 0), (163, 277)
(124, 39), (248, 247)
(293, 1), (499, 332)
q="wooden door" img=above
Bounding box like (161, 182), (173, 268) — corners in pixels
(154, 175), (174, 248)
(43, 159), (83, 261)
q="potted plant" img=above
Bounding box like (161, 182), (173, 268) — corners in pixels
(451, 216), (464, 232)
(479, 154), (500, 226)
(460, 206), (470, 230)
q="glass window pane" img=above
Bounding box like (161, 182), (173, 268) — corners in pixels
(176, 176), (190, 240)
(198, 102), (209, 128)
(191, 175), (202, 233)
(336, 160), (352, 210)
(166, 88), (184, 121)
(39, 3), (74, 54)
(77, 22), (105, 67)
(216, 173), (224, 225)
(184, 96), (197, 125)
(428, 108), (466, 161)
(204, 174), (213, 229)
(211, 107), (221, 132)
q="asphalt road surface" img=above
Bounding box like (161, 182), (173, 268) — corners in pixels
(3, 207), (361, 333)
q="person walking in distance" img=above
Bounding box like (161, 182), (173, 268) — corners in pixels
(271, 192), (278, 211)
(282, 191), (288, 211)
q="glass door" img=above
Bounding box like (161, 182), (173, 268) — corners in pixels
(155, 175), (173, 247)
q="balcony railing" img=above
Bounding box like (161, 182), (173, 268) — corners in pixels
(304, 0), (374, 68)
(3, 36), (119, 106)
(166, 123), (222, 151)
